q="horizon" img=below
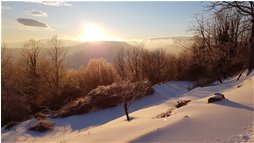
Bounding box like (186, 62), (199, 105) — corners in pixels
(2, 1), (206, 43)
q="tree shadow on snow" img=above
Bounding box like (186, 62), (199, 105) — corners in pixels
(214, 100), (254, 112)
(52, 87), (188, 132)
(53, 94), (177, 131)
(26, 130), (52, 137)
(41, 82), (190, 132)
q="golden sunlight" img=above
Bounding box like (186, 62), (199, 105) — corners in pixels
(79, 23), (125, 42)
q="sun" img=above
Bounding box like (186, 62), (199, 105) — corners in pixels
(79, 23), (125, 42)
(80, 23), (106, 42)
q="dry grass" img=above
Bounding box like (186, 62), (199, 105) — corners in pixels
(29, 120), (54, 132)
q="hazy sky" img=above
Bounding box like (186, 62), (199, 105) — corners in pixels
(2, 1), (206, 43)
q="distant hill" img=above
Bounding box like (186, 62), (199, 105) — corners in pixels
(4, 37), (193, 69)
(4, 39), (81, 49)
(66, 41), (135, 68)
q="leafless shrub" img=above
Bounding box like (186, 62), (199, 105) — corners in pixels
(80, 58), (117, 93)
(29, 120), (55, 132)
(114, 46), (178, 84)
(1, 91), (30, 126)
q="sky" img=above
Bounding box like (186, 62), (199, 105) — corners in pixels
(1, 1), (206, 43)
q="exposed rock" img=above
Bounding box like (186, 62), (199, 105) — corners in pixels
(155, 110), (172, 118)
(154, 107), (175, 118)
(208, 93), (226, 103)
(155, 100), (191, 119)
(175, 100), (191, 108)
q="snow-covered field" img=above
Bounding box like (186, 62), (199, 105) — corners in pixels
(2, 73), (254, 143)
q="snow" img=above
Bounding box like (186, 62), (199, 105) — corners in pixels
(2, 73), (254, 143)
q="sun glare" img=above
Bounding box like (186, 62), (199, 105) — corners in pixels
(79, 23), (124, 42)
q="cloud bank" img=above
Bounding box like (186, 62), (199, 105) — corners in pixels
(16, 18), (48, 28)
(25, 11), (48, 17)
(27, 1), (72, 7)
(2, 5), (11, 10)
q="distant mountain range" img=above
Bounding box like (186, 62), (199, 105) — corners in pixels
(4, 41), (135, 69)
(4, 37), (193, 69)
(4, 39), (81, 49)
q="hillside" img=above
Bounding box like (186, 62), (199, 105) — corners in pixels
(2, 72), (253, 142)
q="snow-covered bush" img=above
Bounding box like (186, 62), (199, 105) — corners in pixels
(56, 97), (92, 118)
(56, 80), (153, 118)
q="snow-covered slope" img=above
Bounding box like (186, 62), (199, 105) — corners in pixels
(133, 77), (254, 142)
(2, 74), (254, 143)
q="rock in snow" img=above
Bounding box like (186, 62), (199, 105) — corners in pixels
(208, 93), (226, 103)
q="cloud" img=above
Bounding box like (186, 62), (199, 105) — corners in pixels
(16, 18), (48, 28)
(25, 10), (48, 17)
(2, 5), (11, 10)
(143, 39), (175, 49)
(27, 1), (72, 7)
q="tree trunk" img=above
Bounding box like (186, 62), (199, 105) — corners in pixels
(216, 66), (223, 83)
(124, 103), (130, 121)
(217, 75), (223, 83)
(237, 71), (243, 80)
(248, 18), (254, 75)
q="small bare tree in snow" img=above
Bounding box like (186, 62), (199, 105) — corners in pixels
(118, 81), (151, 121)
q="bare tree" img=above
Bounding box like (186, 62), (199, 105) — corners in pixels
(190, 15), (224, 83)
(1, 44), (12, 90)
(80, 58), (116, 93)
(46, 35), (67, 106)
(114, 45), (177, 84)
(209, 1), (254, 74)
(118, 81), (151, 121)
(20, 39), (42, 99)
(114, 47), (126, 80)
(213, 10), (248, 78)
(125, 44), (143, 81)
(139, 48), (168, 84)
(21, 39), (41, 77)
